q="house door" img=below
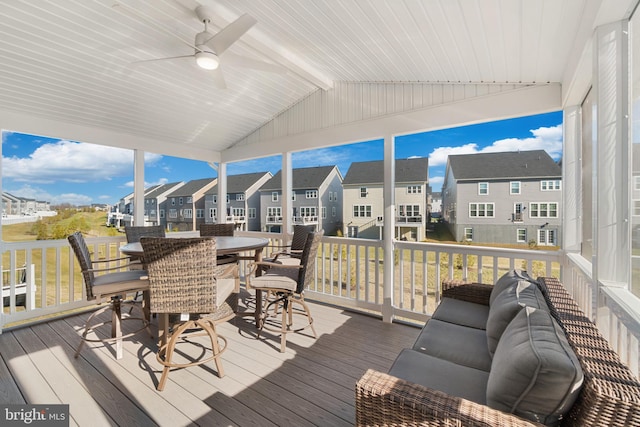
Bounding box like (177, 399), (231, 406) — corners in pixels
(537, 229), (557, 246)
(348, 226), (358, 238)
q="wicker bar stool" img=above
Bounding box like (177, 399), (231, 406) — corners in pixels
(140, 236), (238, 391)
(247, 230), (323, 352)
(67, 232), (150, 360)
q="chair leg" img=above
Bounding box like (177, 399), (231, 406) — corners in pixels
(280, 297), (289, 353)
(112, 299), (123, 359)
(296, 294), (317, 339)
(201, 320), (225, 377)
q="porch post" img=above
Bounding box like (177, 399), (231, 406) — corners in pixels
(562, 106), (582, 254)
(282, 152), (293, 238)
(133, 149), (145, 226)
(218, 162), (227, 223)
(593, 20), (630, 288)
(382, 135), (395, 323)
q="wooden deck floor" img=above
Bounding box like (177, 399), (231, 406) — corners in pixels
(0, 291), (419, 427)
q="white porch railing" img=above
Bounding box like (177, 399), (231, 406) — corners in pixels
(3, 231), (639, 378)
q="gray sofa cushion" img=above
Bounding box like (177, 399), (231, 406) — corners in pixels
(489, 269), (537, 305)
(431, 297), (489, 330)
(486, 280), (549, 356)
(389, 348), (489, 405)
(487, 307), (584, 426)
(412, 319), (492, 372)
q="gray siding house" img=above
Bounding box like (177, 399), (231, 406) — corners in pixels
(442, 150), (562, 246)
(143, 181), (184, 227)
(203, 171), (272, 231)
(159, 178), (216, 232)
(342, 158), (429, 240)
(258, 166), (343, 235)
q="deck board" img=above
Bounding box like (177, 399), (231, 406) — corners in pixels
(1, 297), (420, 427)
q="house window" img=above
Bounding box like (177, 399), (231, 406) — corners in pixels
(267, 207), (282, 220)
(300, 207), (317, 217)
(540, 180), (561, 191)
(150, 209), (156, 216)
(213, 195), (217, 204)
(360, 187), (368, 198)
(353, 205), (372, 217)
(183, 209), (192, 218)
(171, 198), (176, 206)
(186, 197), (192, 204)
(236, 194), (245, 201)
(169, 209), (177, 218)
(510, 181), (521, 194)
(332, 206), (336, 217)
(334, 191), (338, 201)
(321, 207), (326, 219)
(272, 192), (279, 202)
(464, 228), (473, 241)
(179, 197), (183, 205)
(407, 185), (422, 194)
(145, 199), (149, 204)
(196, 209), (204, 218)
(529, 202), (558, 218)
(248, 208), (256, 219)
(209, 208), (215, 218)
(513, 203), (524, 222)
(517, 229), (527, 243)
(538, 229), (557, 246)
(160, 210), (165, 218)
(478, 182), (489, 195)
(469, 203), (495, 217)
(232, 208), (245, 217)
(291, 192), (296, 201)
(329, 192), (334, 201)
(635, 176), (640, 191)
(398, 205), (420, 217)
(226, 194), (230, 203)
(306, 190), (318, 199)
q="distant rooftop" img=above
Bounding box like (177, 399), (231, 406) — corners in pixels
(448, 150), (560, 181)
(342, 158), (429, 185)
(206, 172), (271, 194)
(259, 166), (339, 191)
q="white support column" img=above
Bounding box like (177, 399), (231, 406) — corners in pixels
(133, 149), (145, 226)
(282, 153), (293, 239)
(562, 106), (582, 254)
(218, 163), (227, 223)
(593, 20), (630, 289)
(382, 135), (395, 323)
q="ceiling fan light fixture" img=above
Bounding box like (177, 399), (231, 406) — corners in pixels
(195, 51), (219, 70)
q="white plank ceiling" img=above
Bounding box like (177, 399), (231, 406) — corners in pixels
(0, 0), (633, 158)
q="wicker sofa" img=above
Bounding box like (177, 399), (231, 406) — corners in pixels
(356, 273), (640, 426)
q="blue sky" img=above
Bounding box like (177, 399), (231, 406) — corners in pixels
(1, 111), (562, 206)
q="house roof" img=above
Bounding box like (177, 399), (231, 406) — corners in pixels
(0, 1), (630, 164)
(145, 182), (183, 199)
(448, 150), (561, 181)
(166, 178), (215, 197)
(206, 172), (272, 194)
(259, 166), (338, 191)
(342, 158), (429, 185)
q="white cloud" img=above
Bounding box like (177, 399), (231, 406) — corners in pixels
(3, 140), (162, 183)
(123, 177), (169, 188)
(5, 184), (93, 205)
(428, 125), (563, 166)
(429, 176), (444, 186)
(57, 193), (93, 206)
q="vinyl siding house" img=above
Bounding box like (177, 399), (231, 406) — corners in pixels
(442, 150), (562, 246)
(203, 171), (272, 231)
(159, 178), (216, 232)
(142, 181), (184, 227)
(107, 185), (160, 228)
(258, 166), (343, 235)
(342, 158), (429, 241)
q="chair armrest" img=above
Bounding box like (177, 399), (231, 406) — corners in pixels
(248, 261), (302, 276)
(441, 281), (492, 306)
(356, 369), (539, 427)
(91, 256), (131, 264)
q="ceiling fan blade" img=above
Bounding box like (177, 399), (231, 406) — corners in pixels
(223, 52), (286, 74)
(210, 67), (227, 89)
(132, 55), (194, 65)
(205, 13), (257, 56)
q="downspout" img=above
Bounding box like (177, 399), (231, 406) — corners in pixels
(282, 152), (293, 239)
(133, 150), (144, 227)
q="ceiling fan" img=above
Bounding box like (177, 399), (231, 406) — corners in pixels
(126, 4), (284, 89)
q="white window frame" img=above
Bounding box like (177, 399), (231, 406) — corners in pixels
(271, 192), (279, 202)
(407, 185), (422, 194)
(517, 228), (527, 243)
(160, 209), (165, 218)
(538, 229), (557, 246)
(248, 208), (256, 219)
(169, 209), (177, 219)
(353, 205), (372, 218)
(464, 228), (473, 241)
(196, 209), (204, 218)
(469, 202), (495, 218)
(332, 206), (336, 217)
(478, 182), (489, 195)
(212, 195), (217, 204)
(540, 180), (561, 191)
(510, 181), (521, 195)
(529, 202), (558, 218)
(183, 209), (192, 218)
(171, 198), (176, 206)
(179, 197), (183, 205)
(306, 190), (318, 199)
(186, 197), (192, 204)
(398, 204), (420, 216)
(209, 208), (215, 218)
(635, 176), (640, 191)
(232, 207), (245, 217)
(360, 187), (368, 198)
(236, 194), (245, 201)
(321, 207), (326, 219)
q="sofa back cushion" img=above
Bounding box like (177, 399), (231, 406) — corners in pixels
(487, 307), (584, 426)
(490, 269), (537, 305)
(486, 280), (549, 356)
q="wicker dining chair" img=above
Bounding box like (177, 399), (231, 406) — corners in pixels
(264, 224), (315, 265)
(140, 236), (239, 391)
(199, 223), (235, 237)
(67, 232), (150, 360)
(247, 230), (323, 352)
